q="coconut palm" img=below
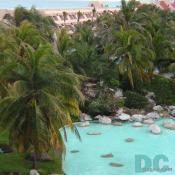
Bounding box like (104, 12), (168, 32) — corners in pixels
(116, 0), (140, 30)
(108, 27), (155, 88)
(92, 7), (96, 22)
(55, 28), (72, 56)
(77, 11), (83, 23)
(0, 43), (84, 168)
(12, 20), (45, 50)
(63, 11), (68, 25)
(14, 7), (56, 40)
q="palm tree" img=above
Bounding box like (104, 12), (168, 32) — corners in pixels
(0, 22), (84, 169)
(63, 11), (68, 25)
(107, 27), (155, 88)
(14, 7), (56, 40)
(13, 20), (45, 50)
(77, 11), (83, 23)
(115, 0), (140, 30)
(55, 28), (72, 56)
(92, 7), (96, 22)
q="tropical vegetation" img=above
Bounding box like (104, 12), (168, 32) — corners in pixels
(0, 0), (175, 174)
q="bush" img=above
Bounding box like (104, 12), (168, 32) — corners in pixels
(125, 91), (148, 109)
(87, 91), (118, 116)
(147, 76), (175, 105)
(116, 99), (125, 108)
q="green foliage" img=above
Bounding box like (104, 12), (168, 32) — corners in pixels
(14, 7), (56, 40)
(116, 99), (125, 108)
(125, 91), (148, 109)
(0, 19), (84, 160)
(0, 130), (62, 174)
(87, 92), (117, 116)
(147, 76), (175, 105)
(108, 78), (120, 88)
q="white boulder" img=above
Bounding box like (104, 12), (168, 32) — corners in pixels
(118, 113), (130, 121)
(30, 170), (40, 175)
(143, 119), (154, 125)
(99, 116), (111, 124)
(133, 122), (143, 127)
(131, 114), (145, 122)
(95, 115), (102, 119)
(149, 124), (161, 134)
(153, 105), (163, 112)
(148, 99), (156, 107)
(146, 112), (160, 119)
(115, 108), (124, 116)
(145, 92), (155, 99)
(163, 122), (175, 130)
(171, 110), (175, 116)
(79, 121), (90, 127)
(80, 113), (92, 121)
(169, 106), (175, 111)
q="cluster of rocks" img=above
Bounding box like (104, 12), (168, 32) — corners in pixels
(78, 93), (175, 136)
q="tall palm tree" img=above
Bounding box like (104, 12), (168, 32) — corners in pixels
(92, 7), (96, 22)
(115, 0), (140, 30)
(14, 7), (56, 40)
(63, 11), (68, 25)
(108, 27), (155, 88)
(55, 28), (72, 56)
(0, 22), (84, 169)
(12, 20), (45, 50)
(77, 11), (83, 23)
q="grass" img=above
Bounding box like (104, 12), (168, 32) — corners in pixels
(0, 130), (63, 175)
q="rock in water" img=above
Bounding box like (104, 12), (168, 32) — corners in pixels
(99, 116), (111, 124)
(131, 114), (145, 122)
(133, 122), (143, 127)
(87, 131), (101, 135)
(30, 170), (40, 175)
(70, 150), (79, 153)
(163, 122), (175, 130)
(143, 119), (154, 125)
(79, 121), (90, 127)
(80, 113), (92, 121)
(118, 113), (130, 121)
(125, 138), (134, 142)
(101, 153), (114, 158)
(112, 122), (123, 126)
(146, 112), (160, 119)
(149, 124), (161, 134)
(109, 162), (124, 167)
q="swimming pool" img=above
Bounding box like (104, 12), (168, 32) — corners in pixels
(62, 119), (175, 175)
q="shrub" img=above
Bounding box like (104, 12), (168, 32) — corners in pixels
(87, 91), (118, 116)
(147, 76), (175, 105)
(116, 99), (125, 108)
(125, 91), (148, 109)
(88, 101), (101, 115)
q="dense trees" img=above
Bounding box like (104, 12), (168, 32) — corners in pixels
(0, 0), (175, 170)
(0, 10), (83, 168)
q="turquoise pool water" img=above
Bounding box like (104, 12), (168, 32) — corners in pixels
(0, 1), (120, 9)
(62, 119), (175, 175)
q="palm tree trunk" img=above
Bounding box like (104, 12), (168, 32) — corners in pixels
(32, 151), (37, 169)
